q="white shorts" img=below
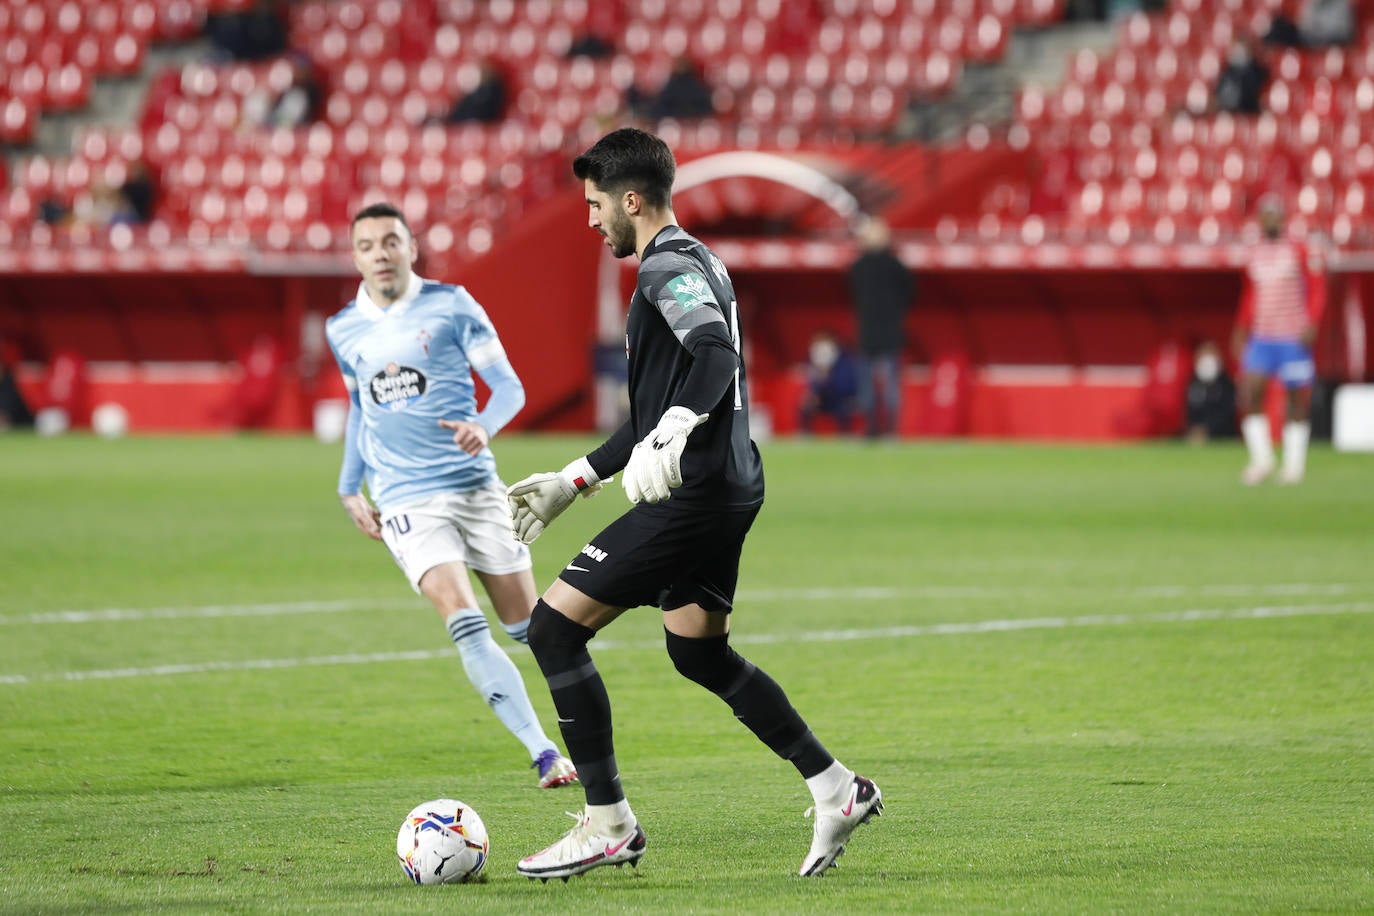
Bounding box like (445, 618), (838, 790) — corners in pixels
(379, 483), (531, 593)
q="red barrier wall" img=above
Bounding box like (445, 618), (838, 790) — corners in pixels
(5, 248), (1368, 438)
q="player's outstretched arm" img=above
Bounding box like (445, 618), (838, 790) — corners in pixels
(340, 492), (382, 540)
(507, 457), (606, 544)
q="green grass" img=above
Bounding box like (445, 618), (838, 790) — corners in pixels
(1, 434), (1372, 913)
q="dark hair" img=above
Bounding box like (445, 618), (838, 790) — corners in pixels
(572, 127), (676, 209)
(351, 201), (412, 234)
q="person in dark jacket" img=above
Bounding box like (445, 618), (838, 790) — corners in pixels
(847, 216), (914, 438)
(1213, 38), (1269, 114)
(0, 338), (33, 431)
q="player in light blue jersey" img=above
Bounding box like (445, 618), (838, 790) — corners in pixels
(326, 202), (576, 789)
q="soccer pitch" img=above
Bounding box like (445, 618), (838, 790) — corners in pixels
(2, 434), (1371, 913)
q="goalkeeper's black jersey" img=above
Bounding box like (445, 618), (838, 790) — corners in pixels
(625, 226), (764, 508)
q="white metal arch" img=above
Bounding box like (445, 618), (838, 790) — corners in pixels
(593, 151), (864, 428)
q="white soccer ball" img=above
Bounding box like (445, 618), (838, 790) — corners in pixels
(396, 799), (489, 885)
(91, 402), (129, 439)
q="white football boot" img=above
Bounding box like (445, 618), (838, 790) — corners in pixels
(517, 810), (646, 882)
(799, 775), (884, 876)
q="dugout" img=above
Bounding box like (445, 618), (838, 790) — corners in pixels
(2, 146), (1369, 437)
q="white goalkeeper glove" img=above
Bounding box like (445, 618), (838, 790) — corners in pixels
(622, 406), (710, 505)
(506, 456), (604, 545)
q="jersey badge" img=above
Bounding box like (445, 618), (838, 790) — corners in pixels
(667, 273), (712, 312)
(370, 362), (427, 411)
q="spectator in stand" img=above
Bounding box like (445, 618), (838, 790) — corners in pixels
(445, 61), (508, 125)
(798, 330), (859, 435)
(72, 166), (153, 229)
(37, 197), (70, 225)
(1263, 0), (1306, 47)
(1213, 38), (1269, 115)
(1232, 196), (1327, 484)
(205, 0), (287, 63)
(118, 161), (156, 223)
(568, 32), (614, 58)
(1299, 0), (1354, 46)
(648, 56), (715, 121)
(244, 52), (324, 129)
(1184, 340), (1238, 444)
(567, 0), (623, 58)
(72, 181), (128, 229)
(848, 216), (914, 439)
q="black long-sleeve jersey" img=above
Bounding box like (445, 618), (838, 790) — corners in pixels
(588, 225), (765, 508)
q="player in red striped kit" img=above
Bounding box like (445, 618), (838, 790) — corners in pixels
(1231, 197), (1327, 485)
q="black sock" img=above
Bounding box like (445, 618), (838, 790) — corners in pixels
(665, 630), (835, 778)
(527, 600), (623, 805)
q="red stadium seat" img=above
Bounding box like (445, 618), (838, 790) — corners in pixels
(44, 63), (91, 111)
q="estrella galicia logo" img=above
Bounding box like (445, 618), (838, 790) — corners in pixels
(370, 362), (427, 411)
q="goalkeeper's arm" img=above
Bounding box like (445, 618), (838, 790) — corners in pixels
(621, 331), (737, 504)
(506, 422), (635, 545)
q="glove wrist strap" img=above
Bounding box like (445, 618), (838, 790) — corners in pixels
(662, 405), (703, 428)
(559, 456), (600, 493)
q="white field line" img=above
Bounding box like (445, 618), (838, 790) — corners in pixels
(0, 582), (1364, 627)
(1, 600), (1370, 686)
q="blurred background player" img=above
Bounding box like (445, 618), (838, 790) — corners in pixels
(326, 202), (576, 789)
(506, 128), (882, 881)
(1231, 196), (1327, 484)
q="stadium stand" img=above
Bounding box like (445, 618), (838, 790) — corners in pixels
(1, 0), (1371, 438)
(3, 0), (1069, 268)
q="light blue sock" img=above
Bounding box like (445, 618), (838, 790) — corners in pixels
(502, 617), (530, 644)
(444, 609), (555, 761)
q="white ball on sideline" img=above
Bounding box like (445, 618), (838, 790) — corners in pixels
(34, 407), (70, 437)
(313, 398), (348, 443)
(91, 403), (129, 439)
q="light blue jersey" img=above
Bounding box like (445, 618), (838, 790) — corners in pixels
(326, 273), (523, 515)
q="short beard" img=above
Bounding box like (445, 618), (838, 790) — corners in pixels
(606, 210), (636, 259)
(370, 277), (402, 303)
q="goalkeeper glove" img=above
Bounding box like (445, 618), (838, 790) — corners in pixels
(622, 406), (710, 505)
(506, 456), (604, 545)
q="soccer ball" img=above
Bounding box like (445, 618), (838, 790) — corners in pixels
(396, 799), (489, 885)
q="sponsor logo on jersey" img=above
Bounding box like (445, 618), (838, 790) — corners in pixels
(667, 273), (713, 312)
(370, 362), (427, 411)
(580, 544), (608, 563)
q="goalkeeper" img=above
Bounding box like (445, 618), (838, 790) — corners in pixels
(507, 127), (883, 882)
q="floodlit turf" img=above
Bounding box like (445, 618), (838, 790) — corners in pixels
(1, 433), (1372, 913)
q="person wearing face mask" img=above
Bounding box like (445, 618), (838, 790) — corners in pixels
(1213, 38), (1269, 115)
(1185, 341), (1238, 444)
(799, 330), (859, 435)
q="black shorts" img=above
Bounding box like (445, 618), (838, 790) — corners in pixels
(556, 500), (762, 612)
